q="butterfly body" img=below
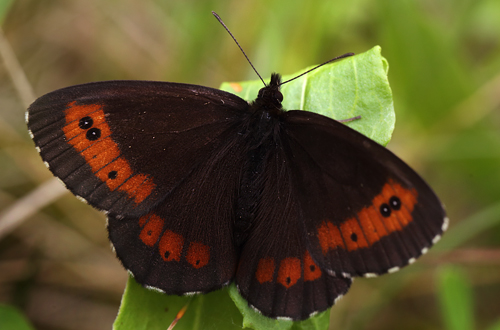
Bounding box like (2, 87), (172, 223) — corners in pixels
(27, 69), (447, 320)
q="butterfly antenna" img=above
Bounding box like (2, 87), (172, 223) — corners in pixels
(212, 11), (266, 86)
(280, 53), (355, 86)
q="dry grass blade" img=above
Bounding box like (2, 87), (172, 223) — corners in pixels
(0, 178), (67, 240)
(0, 26), (35, 108)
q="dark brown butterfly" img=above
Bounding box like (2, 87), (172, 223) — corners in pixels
(26, 14), (447, 321)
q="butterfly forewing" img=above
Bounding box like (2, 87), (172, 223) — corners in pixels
(283, 110), (447, 277)
(27, 81), (250, 217)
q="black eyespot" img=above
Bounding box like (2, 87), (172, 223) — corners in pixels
(350, 233), (358, 242)
(108, 171), (118, 179)
(164, 251), (170, 259)
(86, 128), (101, 141)
(310, 265), (315, 272)
(79, 116), (93, 129)
(286, 277), (291, 284)
(380, 203), (391, 217)
(196, 260), (200, 265)
(389, 196), (401, 210)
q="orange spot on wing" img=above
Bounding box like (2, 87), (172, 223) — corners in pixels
(133, 176), (155, 204)
(340, 218), (369, 251)
(63, 108), (108, 146)
(303, 251), (321, 282)
(139, 214), (164, 246)
(255, 258), (275, 284)
(95, 158), (133, 190)
(138, 214), (149, 227)
(318, 221), (345, 254)
(118, 174), (155, 204)
(395, 204), (412, 226)
(65, 130), (90, 151)
(382, 213), (402, 232)
(277, 257), (301, 289)
(391, 180), (418, 223)
(81, 136), (119, 171)
(63, 102), (155, 205)
(317, 179), (420, 253)
(64, 101), (102, 123)
(186, 242), (210, 269)
(358, 206), (387, 244)
(372, 184), (402, 232)
(159, 230), (184, 262)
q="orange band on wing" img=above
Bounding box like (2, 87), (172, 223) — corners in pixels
(137, 213), (211, 269)
(358, 205), (387, 244)
(318, 180), (418, 253)
(256, 258), (275, 284)
(318, 220), (346, 254)
(253, 251), (322, 289)
(340, 218), (369, 251)
(186, 242), (210, 269)
(159, 230), (184, 262)
(63, 102), (155, 205)
(303, 251), (322, 282)
(95, 158), (133, 189)
(277, 257), (301, 288)
(139, 214), (164, 246)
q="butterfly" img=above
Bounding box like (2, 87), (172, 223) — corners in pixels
(26, 15), (447, 322)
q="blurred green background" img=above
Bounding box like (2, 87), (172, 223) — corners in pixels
(0, 0), (499, 329)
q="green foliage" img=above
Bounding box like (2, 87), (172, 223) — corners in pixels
(436, 201), (500, 251)
(228, 284), (331, 330)
(0, 0), (14, 24)
(437, 266), (500, 330)
(114, 276), (242, 330)
(486, 320), (500, 330)
(437, 266), (475, 330)
(220, 46), (394, 146)
(0, 305), (35, 330)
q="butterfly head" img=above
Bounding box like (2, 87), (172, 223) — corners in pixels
(254, 73), (284, 114)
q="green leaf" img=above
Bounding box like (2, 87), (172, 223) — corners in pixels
(0, 304), (35, 330)
(434, 200), (500, 251)
(0, 0), (14, 25)
(228, 284), (330, 330)
(114, 46), (394, 330)
(486, 319), (500, 330)
(436, 266), (474, 330)
(114, 275), (242, 330)
(220, 46), (394, 146)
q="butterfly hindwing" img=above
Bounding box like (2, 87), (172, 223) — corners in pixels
(282, 110), (447, 277)
(27, 80), (250, 217)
